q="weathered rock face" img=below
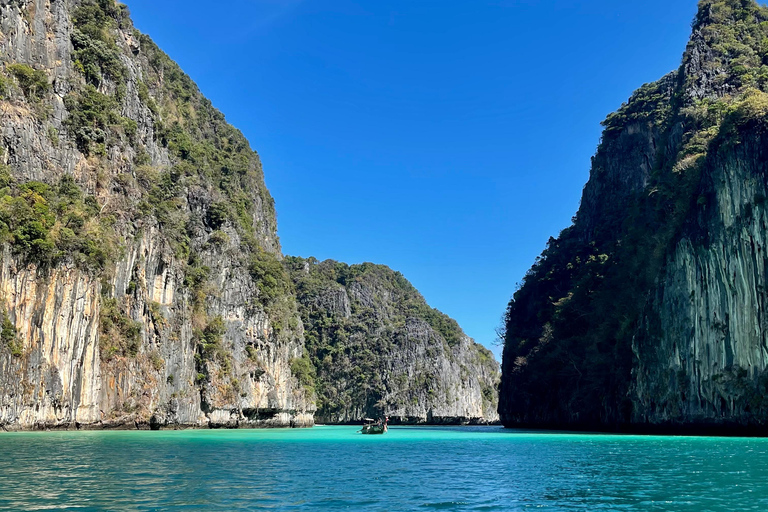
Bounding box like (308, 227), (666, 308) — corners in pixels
(287, 258), (499, 425)
(0, 246), (102, 427)
(500, 0), (768, 432)
(0, 0), (313, 429)
(633, 121), (768, 427)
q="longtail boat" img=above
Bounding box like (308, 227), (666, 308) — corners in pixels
(359, 417), (388, 434)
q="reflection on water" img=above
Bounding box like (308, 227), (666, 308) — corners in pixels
(0, 426), (767, 511)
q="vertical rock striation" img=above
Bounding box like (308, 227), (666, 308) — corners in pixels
(633, 116), (768, 426)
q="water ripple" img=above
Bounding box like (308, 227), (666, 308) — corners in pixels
(1, 427), (768, 511)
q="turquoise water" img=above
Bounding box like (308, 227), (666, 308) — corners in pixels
(0, 426), (767, 511)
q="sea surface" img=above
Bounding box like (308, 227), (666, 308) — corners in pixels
(0, 425), (766, 511)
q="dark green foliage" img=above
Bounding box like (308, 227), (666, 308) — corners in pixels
(289, 257), (465, 347)
(0, 73), (8, 100)
(601, 79), (675, 137)
(72, 0), (120, 35)
(245, 345), (259, 361)
(184, 264), (211, 290)
(418, 308), (463, 347)
(246, 251), (300, 342)
(133, 147), (151, 166)
(135, 166), (191, 258)
(65, 0), (130, 154)
(194, 316), (232, 384)
(0, 315), (14, 344)
(290, 351), (316, 396)
(184, 263), (210, 313)
(0, 175), (117, 270)
(691, 0), (768, 89)
(70, 0), (125, 86)
(206, 202), (231, 229)
(0, 162), (10, 189)
(249, 251), (291, 307)
(71, 29), (125, 87)
(482, 384), (496, 404)
(136, 81), (158, 114)
(7, 63), (49, 100)
(200, 316), (226, 359)
(718, 87), (768, 133)
(63, 85), (129, 154)
(99, 298), (141, 360)
(1, 312), (22, 358)
(207, 230), (229, 247)
(47, 127), (60, 147)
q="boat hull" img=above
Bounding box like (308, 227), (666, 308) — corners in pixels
(360, 425), (387, 434)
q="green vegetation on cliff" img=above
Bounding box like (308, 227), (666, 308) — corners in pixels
(71, 0), (127, 87)
(64, 84), (135, 155)
(0, 173), (117, 271)
(692, 0), (768, 90)
(61, 0), (277, 255)
(286, 257), (498, 423)
(7, 63), (48, 100)
(99, 298), (142, 360)
(0, 310), (21, 358)
(500, 0), (768, 428)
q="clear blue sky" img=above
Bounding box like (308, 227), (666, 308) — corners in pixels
(124, 0), (696, 359)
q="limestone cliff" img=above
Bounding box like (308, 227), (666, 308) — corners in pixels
(633, 105), (768, 427)
(500, 0), (768, 432)
(0, 0), (312, 429)
(286, 258), (499, 424)
(0, 0), (497, 430)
